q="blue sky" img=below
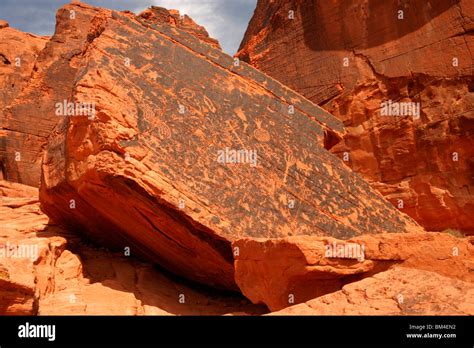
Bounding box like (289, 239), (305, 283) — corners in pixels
(0, 0), (257, 55)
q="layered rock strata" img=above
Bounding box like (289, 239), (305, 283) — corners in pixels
(0, 22), (48, 183)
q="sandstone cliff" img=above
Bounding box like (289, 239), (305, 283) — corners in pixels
(0, 22), (48, 184)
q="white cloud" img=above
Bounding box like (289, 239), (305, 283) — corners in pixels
(154, 0), (222, 34)
(152, 0), (256, 55)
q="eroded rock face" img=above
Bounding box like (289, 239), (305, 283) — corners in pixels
(0, 23), (48, 183)
(270, 267), (474, 315)
(0, 23), (47, 110)
(138, 7), (221, 50)
(233, 232), (473, 311)
(237, 0), (474, 234)
(38, 2), (422, 290)
(1, 2), (112, 187)
(0, 180), (267, 315)
(0, 4), (221, 187)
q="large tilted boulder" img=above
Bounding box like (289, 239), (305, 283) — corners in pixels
(0, 23), (48, 184)
(233, 232), (473, 311)
(37, 2), (421, 290)
(237, 0), (474, 234)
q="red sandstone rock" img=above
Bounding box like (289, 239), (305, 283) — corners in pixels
(237, 0), (474, 234)
(38, 2), (421, 291)
(0, 23), (48, 183)
(2, 1), (471, 319)
(270, 267), (474, 315)
(0, 3), (221, 187)
(233, 232), (473, 311)
(138, 7), (221, 50)
(1, 1), (111, 186)
(0, 180), (266, 315)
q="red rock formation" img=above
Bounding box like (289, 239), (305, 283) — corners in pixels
(233, 232), (473, 311)
(0, 180), (267, 315)
(237, 0), (474, 234)
(37, 2), (422, 291)
(1, 1), (472, 318)
(138, 7), (221, 50)
(270, 267), (474, 315)
(2, 179), (471, 316)
(0, 3), (221, 188)
(0, 22), (48, 183)
(1, 2), (113, 187)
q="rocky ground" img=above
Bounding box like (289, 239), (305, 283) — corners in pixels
(0, 180), (267, 315)
(1, 179), (472, 315)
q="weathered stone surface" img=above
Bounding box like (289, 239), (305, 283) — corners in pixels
(1, 2), (111, 186)
(138, 7), (221, 50)
(0, 179), (38, 197)
(270, 267), (474, 315)
(0, 24), (48, 183)
(0, 22), (46, 110)
(0, 263), (36, 315)
(0, 4), (219, 187)
(237, 0), (474, 234)
(233, 232), (473, 311)
(0, 180), (267, 315)
(38, 3), (422, 290)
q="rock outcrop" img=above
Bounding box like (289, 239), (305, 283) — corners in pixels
(1, 1), (472, 318)
(0, 23), (48, 183)
(0, 3), (223, 187)
(138, 7), (221, 50)
(2, 179), (470, 316)
(270, 267), (474, 315)
(233, 232), (473, 311)
(0, 180), (267, 315)
(36, 2), (422, 291)
(237, 0), (474, 234)
(1, 2), (108, 187)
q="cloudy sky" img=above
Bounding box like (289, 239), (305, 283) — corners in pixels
(0, 0), (257, 54)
